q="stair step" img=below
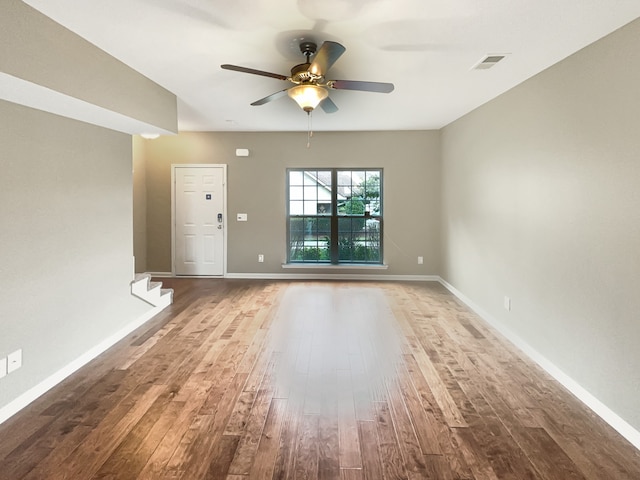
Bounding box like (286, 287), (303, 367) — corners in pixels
(160, 288), (173, 298)
(159, 288), (174, 307)
(134, 273), (151, 283)
(130, 275), (173, 309)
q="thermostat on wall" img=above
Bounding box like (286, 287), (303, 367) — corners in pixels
(235, 148), (249, 157)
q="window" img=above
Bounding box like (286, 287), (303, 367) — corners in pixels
(287, 169), (383, 264)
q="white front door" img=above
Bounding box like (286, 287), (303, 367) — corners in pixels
(173, 165), (226, 276)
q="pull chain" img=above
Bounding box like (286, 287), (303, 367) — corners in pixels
(307, 111), (313, 148)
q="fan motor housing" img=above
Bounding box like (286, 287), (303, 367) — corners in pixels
(289, 41), (324, 84)
(291, 63), (323, 84)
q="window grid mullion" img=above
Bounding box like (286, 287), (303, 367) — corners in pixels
(330, 169), (338, 264)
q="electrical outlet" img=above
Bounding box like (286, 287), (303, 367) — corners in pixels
(0, 357), (6, 379)
(418, 256), (424, 265)
(504, 296), (511, 311)
(7, 349), (22, 373)
(258, 254), (264, 263)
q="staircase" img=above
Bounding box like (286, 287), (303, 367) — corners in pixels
(130, 274), (173, 308)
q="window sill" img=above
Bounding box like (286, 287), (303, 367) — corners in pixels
(282, 263), (389, 270)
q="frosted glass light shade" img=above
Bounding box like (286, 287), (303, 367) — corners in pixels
(288, 85), (328, 112)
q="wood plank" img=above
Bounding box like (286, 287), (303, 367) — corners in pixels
(174, 372), (249, 479)
(337, 370), (362, 470)
(357, 421), (383, 480)
(295, 414), (320, 480)
(511, 426), (586, 480)
(271, 376), (305, 480)
(384, 376), (428, 478)
(340, 468), (364, 480)
(202, 434), (241, 480)
(227, 354), (279, 475)
(136, 384), (214, 479)
(247, 398), (288, 480)
(401, 353), (457, 455)
(318, 399), (340, 480)
(395, 359), (443, 455)
(223, 390), (257, 436)
(423, 454), (456, 480)
(374, 401), (410, 480)
(451, 427), (500, 480)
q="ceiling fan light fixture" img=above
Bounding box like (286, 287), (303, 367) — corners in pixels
(288, 84), (328, 112)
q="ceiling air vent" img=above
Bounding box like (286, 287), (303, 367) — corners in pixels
(473, 54), (509, 70)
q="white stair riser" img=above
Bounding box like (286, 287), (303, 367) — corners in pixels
(130, 275), (173, 308)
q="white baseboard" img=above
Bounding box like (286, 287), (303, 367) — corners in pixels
(225, 273), (439, 281)
(144, 271), (172, 278)
(0, 305), (165, 425)
(145, 271), (439, 282)
(438, 277), (640, 451)
(147, 271), (438, 282)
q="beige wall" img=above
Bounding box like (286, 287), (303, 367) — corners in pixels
(138, 130), (441, 276)
(132, 136), (147, 273)
(441, 18), (640, 431)
(0, 100), (150, 411)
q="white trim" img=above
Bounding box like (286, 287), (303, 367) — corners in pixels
(0, 305), (165, 426)
(144, 271), (173, 278)
(225, 273), (438, 281)
(438, 277), (640, 451)
(282, 263), (389, 270)
(145, 271), (438, 282)
(0, 72), (176, 136)
(171, 164), (228, 277)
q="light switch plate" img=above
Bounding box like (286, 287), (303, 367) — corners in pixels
(237, 213), (248, 221)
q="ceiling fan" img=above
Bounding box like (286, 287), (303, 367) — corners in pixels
(221, 41), (394, 114)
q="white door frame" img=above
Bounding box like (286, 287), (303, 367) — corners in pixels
(171, 164), (228, 277)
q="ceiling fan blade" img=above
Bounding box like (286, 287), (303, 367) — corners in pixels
(221, 64), (288, 81)
(329, 80), (395, 93)
(250, 89), (289, 106)
(320, 97), (338, 114)
(309, 41), (346, 76)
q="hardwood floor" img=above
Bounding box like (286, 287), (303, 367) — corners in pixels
(1, 279), (639, 479)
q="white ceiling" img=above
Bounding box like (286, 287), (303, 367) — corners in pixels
(22, 0), (640, 133)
